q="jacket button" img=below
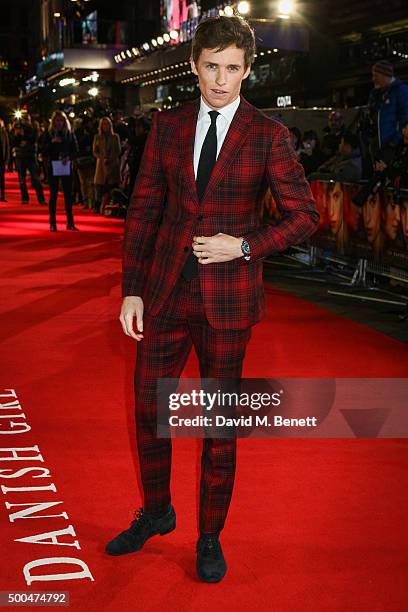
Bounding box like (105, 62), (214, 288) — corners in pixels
(184, 246), (189, 252)
(197, 215), (203, 221)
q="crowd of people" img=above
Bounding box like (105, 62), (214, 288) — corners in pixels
(1, 58), (407, 239)
(288, 116), (363, 184)
(0, 108), (153, 231)
(287, 60), (408, 193)
(256, 60), (408, 261)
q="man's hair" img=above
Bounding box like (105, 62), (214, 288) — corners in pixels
(191, 16), (256, 70)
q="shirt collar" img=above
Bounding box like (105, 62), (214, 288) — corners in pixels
(198, 95), (241, 124)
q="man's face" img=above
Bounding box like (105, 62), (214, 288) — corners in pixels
(372, 70), (391, 89)
(327, 182), (343, 235)
(383, 193), (401, 241)
(363, 192), (381, 243)
(191, 45), (250, 109)
(401, 200), (408, 247)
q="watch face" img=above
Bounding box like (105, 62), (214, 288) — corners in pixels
(242, 240), (250, 255)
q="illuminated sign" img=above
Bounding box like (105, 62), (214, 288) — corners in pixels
(277, 95), (292, 107)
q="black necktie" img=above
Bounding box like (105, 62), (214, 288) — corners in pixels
(182, 110), (219, 280)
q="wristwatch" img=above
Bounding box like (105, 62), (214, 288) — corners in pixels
(241, 238), (251, 261)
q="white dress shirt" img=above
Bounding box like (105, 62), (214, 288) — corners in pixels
(193, 95), (241, 179)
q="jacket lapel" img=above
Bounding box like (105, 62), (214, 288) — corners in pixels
(179, 98), (200, 203)
(178, 95), (254, 204)
(202, 95), (253, 203)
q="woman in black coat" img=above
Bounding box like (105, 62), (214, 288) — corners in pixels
(42, 111), (78, 231)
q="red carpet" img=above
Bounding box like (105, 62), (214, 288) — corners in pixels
(1, 172), (407, 611)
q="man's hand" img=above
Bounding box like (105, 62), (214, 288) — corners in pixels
(119, 296), (144, 341)
(192, 233), (243, 264)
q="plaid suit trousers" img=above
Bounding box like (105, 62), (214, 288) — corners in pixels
(134, 275), (251, 533)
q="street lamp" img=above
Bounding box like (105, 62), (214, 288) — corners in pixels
(88, 87), (98, 97)
(59, 78), (76, 87)
(277, 0), (295, 18)
(237, 1), (250, 14)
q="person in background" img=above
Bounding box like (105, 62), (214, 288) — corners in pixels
(299, 130), (326, 177)
(13, 115), (45, 205)
(42, 110), (78, 232)
(31, 120), (41, 139)
(368, 60), (408, 164)
(0, 118), (10, 201)
(74, 116), (96, 210)
(6, 122), (14, 172)
(321, 111), (346, 160)
(374, 120), (408, 190)
(71, 118), (83, 206)
(93, 117), (121, 214)
(37, 119), (50, 185)
(112, 111), (128, 143)
(126, 116), (149, 197)
(310, 132), (362, 183)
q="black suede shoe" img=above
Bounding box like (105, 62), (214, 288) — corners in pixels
(196, 534), (227, 583)
(105, 505), (176, 556)
(66, 224), (79, 231)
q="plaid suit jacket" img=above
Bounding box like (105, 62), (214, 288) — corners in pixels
(122, 95), (319, 330)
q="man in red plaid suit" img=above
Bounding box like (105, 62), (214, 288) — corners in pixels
(106, 16), (319, 582)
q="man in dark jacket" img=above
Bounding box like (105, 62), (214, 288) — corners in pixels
(368, 60), (408, 164)
(13, 117), (45, 205)
(321, 111), (347, 160)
